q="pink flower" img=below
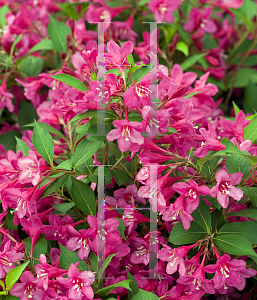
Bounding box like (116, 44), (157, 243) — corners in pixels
(148, 0), (181, 22)
(107, 119), (145, 153)
(103, 40), (134, 73)
(0, 241), (24, 278)
(210, 169), (244, 208)
(220, 110), (250, 143)
(204, 254), (247, 290)
(194, 119), (226, 158)
(66, 226), (95, 260)
(184, 7), (217, 37)
(0, 78), (14, 112)
(157, 244), (186, 276)
(170, 64), (197, 86)
(17, 150), (46, 186)
(57, 263), (95, 300)
(172, 181), (210, 213)
(10, 271), (45, 300)
(168, 195), (194, 230)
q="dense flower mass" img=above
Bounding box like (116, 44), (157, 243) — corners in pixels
(0, 0), (257, 299)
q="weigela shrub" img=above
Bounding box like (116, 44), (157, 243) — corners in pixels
(0, 0), (257, 299)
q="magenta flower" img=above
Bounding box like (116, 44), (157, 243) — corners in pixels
(107, 119), (145, 153)
(220, 110), (250, 143)
(66, 226), (95, 260)
(204, 254), (246, 290)
(57, 263), (95, 300)
(157, 244), (186, 276)
(148, 0), (181, 22)
(104, 40), (134, 73)
(210, 169), (243, 208)
(194, 119), (226, 158)
(170, 64), (197, 86)
(172, 181), (210, 214)
(0, 241), (24, 279)
(17, 150), (46, 186)
(4, 186), (41, 224)
(184, 7), (217, 37)
(0, 78), (14, 112)
(10, 271), (45, 300)
(130, 237), (149, 265)
(168, 194), (194, 230)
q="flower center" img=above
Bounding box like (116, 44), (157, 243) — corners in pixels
(135, 85), (150, 98)
(25, 283), (35, 298)
(219, 182), (230, 195)
(72, 278), (84, 293)
(158, 3), (167, 14)
(136, 245), (148, 256)
(187, 188), (197, 199)
(122, 125), (131, 141)
(0, 255), (12, 266)
(220, 264), (230, 278)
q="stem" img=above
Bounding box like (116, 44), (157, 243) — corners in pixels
(102, 144), (109, 166)
(223, 38), (257, 111)
(110, 155), (125, 170)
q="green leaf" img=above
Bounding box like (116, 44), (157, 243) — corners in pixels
(0, 280), (5, 290)
(244, 80), (257, 114)
(0, 131), (22, 152)
(128, 66), (149, 85)
(115, 218), (127, 240)
(47, 14), (71, 54)
(232, 101), (240, 116)
(96, 280), (132, 296)
(18, 100), (38, 130)
(72, 139), (102, 168)
(225, 154), (252, 180)
(15, 137), (30, 156)
(59, 244), (90, 271)
(244, 114), (257, 142)
(180, 53), (207, 71)
(57, 3), (78, 20)
(213, 234), (257, 257)
(227, 208), (257, 221)
(66, 110), (117, 127)
(169, 221), (206, 245)
(55, 202), (75, 216)
(32, 121), (54, 165)
(10, 34), (22, 58)
(87, 124), (111, 141)
(230, 68), (257, 88)
(25, 121), (66, 139)
(191, 198), (211, 233)
(3, 295), (19, 300)
(176, 41), (189, 56)
(28, 39), (54, 54)
(105, 0), (124, 7)
(184, 91), (201, 99)
(51, 74), (87, 92)
(88, 252), (97, 272)
(24, 235), (47, 266)
(55, 159), (71, 171)
(71, 177), (96, 216)
(138, 0), (150, 6)
(20, 56), (44, 77)
(218, 221), (257, 244)
(239, 186), (257, 206)
(0, 5), (10, 27)
(126, 268), (139, 299)
(5, 262), (29, 291)
(201, 155), (222, 179)
(111, 169), (128, 186)
(211, 209), (225, 233)
(98, 253), (117, 283)
(131, 289), (160, 300)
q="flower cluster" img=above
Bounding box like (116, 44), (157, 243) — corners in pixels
(0, 0), (257, 299)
